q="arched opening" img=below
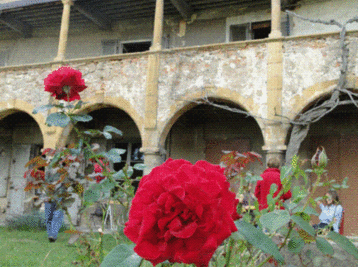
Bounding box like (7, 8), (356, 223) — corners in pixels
(69, 106), (143, 175)
(0, 111), (43, 220)
(297, 103), (358, 236)
(67, 106), (143, 226)
(164, 100), (265, 173)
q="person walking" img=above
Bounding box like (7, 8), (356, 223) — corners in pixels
(313, 190), (343, 233)
(254, 156), (292, 211)
(44, 198), (64, 242)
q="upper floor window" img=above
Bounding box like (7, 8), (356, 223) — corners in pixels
(228, 19), (289, 42)
(229, 20), (271, 41)
(102, 40), (151, 55)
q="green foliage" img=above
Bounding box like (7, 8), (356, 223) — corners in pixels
(71, 114), (93, 122)
(260, 210), (290, 233)
(288, 236), (305, 254)
(327, 231), (358, 260)
(291, 215), (316, 237)
(46, 112), (71, 127)
(101, 244), (142, 267)
(235, 220), (285, 264)
(316, 237), (334, 256)
(32, 104), (55, 114)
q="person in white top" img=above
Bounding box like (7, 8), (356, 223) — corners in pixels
(313, 190), (343, 233)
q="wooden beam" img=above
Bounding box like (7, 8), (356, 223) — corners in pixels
(0, 12), (32, 37)
(170, 0), (192, 21)
(73, 2), (111, 31)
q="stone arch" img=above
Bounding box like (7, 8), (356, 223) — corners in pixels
(56, 96), (144, 147)
(0, 99), (47, 145)
(288, 76), (358, 121)
(158, 88), (265, 148)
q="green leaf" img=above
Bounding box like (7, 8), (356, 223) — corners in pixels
(280, 166), (292, 181)
(113, 170), (126, 180)
(327, 231), (358, 260)
(126, 166), (134, 178)
(74, 100), (85, 109)
(100, 179), (116, 193)
(341, 177), (349, 188)
(83, 129), (102, 136)
(260, 210), (290, 233)
(103, 131), (112, 139)
(49, 152), (62, 168)
(235, 220), (285, 264)
(133, 163), (146, 171)
(101, 244), (142, 267)
(230, 231), (246, 241)
(103, 125), (123, 136)
(83, 186), (101, 203)
(316, 237), (334, 255)
(104, 149), (124, 163)
(292, 206), (319, 216)
(71, 114), (93, 122)
(288, 236), (305, 254)
(291, 215), (315, 236)
(46, 112), (71, 127)
(269, 183), (278, 195)
(292, 186), (307, 202)
(283, 202), (297, 211)
(32, 104), (55, 114)
(332, 184), (341, 189)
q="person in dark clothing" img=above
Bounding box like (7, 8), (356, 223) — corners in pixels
(254, 157), (292, 211)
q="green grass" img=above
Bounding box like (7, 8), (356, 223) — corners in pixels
(0, 227), (118, 267)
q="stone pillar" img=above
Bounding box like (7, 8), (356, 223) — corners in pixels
(151, 0), (164, 51)
(269, 0), (282, 38)
(141, 147), (164, 175)
(54, 0), (73, 62)
(141, 0), (165, 174)
(263, 0), (288, 165)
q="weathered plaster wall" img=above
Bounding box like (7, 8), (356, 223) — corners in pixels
(291, 0), (358, 36)
(0, 56), (148, 119)
(282, 33), (358, 119)
(157, 43), (268, 128)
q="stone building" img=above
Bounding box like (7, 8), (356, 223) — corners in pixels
(0, 0), (357, 235)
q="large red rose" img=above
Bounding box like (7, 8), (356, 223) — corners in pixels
(44, 66), (87, 102)
(124, 158), (240, 267)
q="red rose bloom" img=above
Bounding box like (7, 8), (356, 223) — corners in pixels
(124, 159), (240, 267)
(44, 67), (87, 102)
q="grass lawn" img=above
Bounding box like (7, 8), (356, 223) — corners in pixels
(0, 227), (118, 267)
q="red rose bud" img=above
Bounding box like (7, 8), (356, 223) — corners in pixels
(44, 67), (87, 102)
(311, 146), (328, 169)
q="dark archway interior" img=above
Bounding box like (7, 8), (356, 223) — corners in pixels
(298, 104), (358, 236)
(166, 102), (265, 174)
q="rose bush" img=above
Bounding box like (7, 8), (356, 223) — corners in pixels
(124, 158), (240, 267)
(44, 66), (87, 101)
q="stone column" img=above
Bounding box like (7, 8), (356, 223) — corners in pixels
(54, 0), (73, 62)
(141, 0), (165, 174)
(141, 147), (164, 175)
(263, 0), (288, 164)
(269, 0), (282, 38)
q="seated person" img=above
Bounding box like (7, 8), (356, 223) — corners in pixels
(313, 190), (343, 233)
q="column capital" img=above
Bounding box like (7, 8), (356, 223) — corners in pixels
(61, 0), (74, 5)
